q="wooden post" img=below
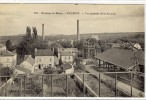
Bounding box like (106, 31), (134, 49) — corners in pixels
(5, 77), (7, 96)
(83, 74), (85, 97)
(115, 73), (117, 97)
(20, 77), (22, 96)
(66, 74), (68, 97)
(24, 76), (26, 96)
(99, 73), (101, 97)
(42, 75), (44, 96)
(51, 75), (53, 97)
(131, 72), (133, 97)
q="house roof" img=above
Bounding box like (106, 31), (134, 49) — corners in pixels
(95, 48), (144, 69)
(59, 48), (78, 53)
(0, 50), (15, 56)
(24, 55), (35, 66)
(15, 66), (31, 74)
(61, 63), (72, 71)
(35, 49), (54, 56)
(60, 51), (73, 56)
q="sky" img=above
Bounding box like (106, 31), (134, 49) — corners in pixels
(0, 4), (144, 36)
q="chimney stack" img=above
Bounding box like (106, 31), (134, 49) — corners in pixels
(42, 24), (45, 40)
(77, 20), (80, 41)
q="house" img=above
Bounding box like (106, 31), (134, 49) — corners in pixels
(60, 51), (73, 64)
(0, 44), (6, 51)
(61, 63), (74, 74)
(19, 55), (35, 73)
(58, 48), (78, 64)
(58, 48), (78, 59)
(0, 50), (17, 68)
(95, 48), (144, 73)
(35, 49), (55, 71)
(91, 35), (99, 40)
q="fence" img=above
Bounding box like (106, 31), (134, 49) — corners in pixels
(0, 71), (144, 97)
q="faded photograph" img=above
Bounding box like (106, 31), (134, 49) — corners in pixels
(0, 4), (144, 97)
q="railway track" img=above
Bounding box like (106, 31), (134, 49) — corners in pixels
(85, 67), (144, 97)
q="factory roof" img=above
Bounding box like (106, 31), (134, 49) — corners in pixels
(96, 48), (144, 69)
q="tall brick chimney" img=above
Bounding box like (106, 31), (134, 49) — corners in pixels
(77, 20), (80, 41)
(42, 24), (45, 40)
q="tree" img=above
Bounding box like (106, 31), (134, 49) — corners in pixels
(74, 57), (83, 65)
(51, 42), (63, 56)
(98, 40), (111, 52)
(5, 40), (12, 51)
(60, 41), (72, 48)
(0, 67), (13, 81)
(44, 67), (53, 74)
(26, 26), (31, 37)
(32, 27), (38, 40)
(74, 40), (83, 50)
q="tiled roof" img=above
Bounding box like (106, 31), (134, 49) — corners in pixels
(61, 63), (72, 71)
(96, 48), (144, 69)
(24, 55), (35, 66)
(0, 50), (15, 56)
(59, 48), (78, 53)
(35, 49), (54, 56)
(60, 51), (73, 56)
(15, 66), (31, 74)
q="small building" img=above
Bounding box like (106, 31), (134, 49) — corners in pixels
(95, 48), (144, 73)
(61, 63), (74, 74)
(19, 55), (35, 73)
(60, 51), (73, 64)
(0, 43), (6, 51)
(58, 48), (78, 59)
(0, 50), (17, 68)
(35, 49), (55, 71)
(82, 38), (100, 59)
(91, 35), (99, 40)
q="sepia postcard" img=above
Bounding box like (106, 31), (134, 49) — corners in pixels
(0, 2), (145, 99)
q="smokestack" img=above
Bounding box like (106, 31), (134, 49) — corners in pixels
(77, 20), (80, 41)
(42, 24), (45, 40)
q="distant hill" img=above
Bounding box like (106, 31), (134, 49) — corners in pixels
(0, 35), (23, 45)
(0, 32), (144, 44)
(45, 32), (144, 41)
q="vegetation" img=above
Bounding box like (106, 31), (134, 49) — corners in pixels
(16, 26), (50, 64)
(0, 67), (13, 81)
(5, 40), (13, 51)
(43, 67), (53, 74)
(60, 40), (72, 48)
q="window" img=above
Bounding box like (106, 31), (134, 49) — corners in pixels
(50, 58), (52, 61)
(68, 56), (70, 60)
(39, 64), (41, 69)
(65, 57), (66, 60)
